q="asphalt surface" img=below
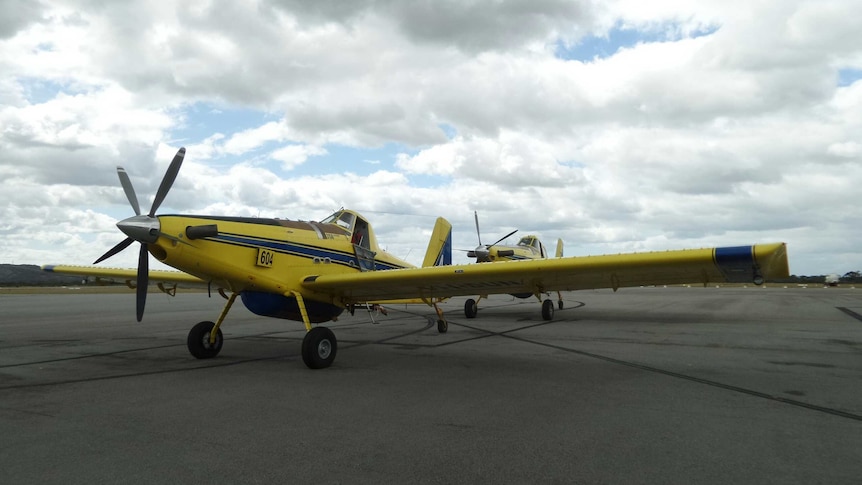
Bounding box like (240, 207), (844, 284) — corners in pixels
(1, 286), (861, 484)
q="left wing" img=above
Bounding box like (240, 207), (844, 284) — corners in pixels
(42, 265), (207, 287)
(301, 243), (789, 303)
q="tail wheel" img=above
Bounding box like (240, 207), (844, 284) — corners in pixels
(541, 299), (554, 321)
(464, 298), (478, 318)
(188, 321), (223, 359)
(302, 327), (337, 369)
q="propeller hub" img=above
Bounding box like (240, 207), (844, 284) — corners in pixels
(474, 245), (491, 262)
(117, 215), (160, 244)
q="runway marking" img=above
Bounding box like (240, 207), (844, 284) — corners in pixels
(0, 357), (285, 390)
(5, 298), (860, 424)
(401, 303), (862, 424)
(0, 318), (436, 390)
(499, 334), (862, 422)
(836, 307), (862, 322)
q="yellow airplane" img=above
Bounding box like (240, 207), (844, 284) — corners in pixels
(43, 148), (790, 369)
(464, 211), (565, 319)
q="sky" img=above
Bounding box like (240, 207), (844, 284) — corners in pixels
(2, 0), (861, 277)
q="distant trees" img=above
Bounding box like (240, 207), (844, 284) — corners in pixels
(777, 271), (862, 284)
(842, 271), (862, 282)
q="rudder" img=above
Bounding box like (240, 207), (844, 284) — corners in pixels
(422, 217), (453, 267)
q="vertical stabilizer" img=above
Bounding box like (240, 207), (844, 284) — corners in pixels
(555, 239), (564, 258)
(422, 217), (453, 267)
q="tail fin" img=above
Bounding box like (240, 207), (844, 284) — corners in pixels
(422, 217), (453, 267)
(555, 238), (564, 258)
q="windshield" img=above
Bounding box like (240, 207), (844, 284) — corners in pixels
(518, 236), (538, 248)
(320, 211), (356, 230)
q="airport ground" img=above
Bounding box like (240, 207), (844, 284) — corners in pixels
(1, 286), (861, 484)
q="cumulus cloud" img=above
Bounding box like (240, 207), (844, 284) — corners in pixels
(2, 0), (862, 274)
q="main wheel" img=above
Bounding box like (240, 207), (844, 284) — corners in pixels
(541, 299), (554, 321)
(464, 298), (478, 318)
(437, 319), (448, 333)
(558, 299), (564, 310)
(187, 321), (223, 359)
(302, 327), (337, 369)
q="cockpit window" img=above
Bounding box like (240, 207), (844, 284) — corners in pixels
(321, 211), (355, 230)
(518, 237), (537, 248)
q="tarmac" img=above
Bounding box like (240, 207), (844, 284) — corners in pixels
(1, 286), (861, 484)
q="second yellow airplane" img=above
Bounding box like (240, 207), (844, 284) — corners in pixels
(464, 211), (565, 319)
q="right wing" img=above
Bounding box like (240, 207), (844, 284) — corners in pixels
(301, 243), (789, 304)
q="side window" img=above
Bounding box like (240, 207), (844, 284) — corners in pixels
(337, 212), (355, 230)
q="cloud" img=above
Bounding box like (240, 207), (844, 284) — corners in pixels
(0, 0), (46, 39)
(270, 144), (328, 170)
(2, 0), (862, 275)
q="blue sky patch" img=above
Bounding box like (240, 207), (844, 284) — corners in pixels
(438, 123), (458, 139)
(838, 69), (862, 87)
(555, 22), (719, 62)
(19, 78), (85, 104)
(290, 142), (411, 177)
(170, 103), (277, 145)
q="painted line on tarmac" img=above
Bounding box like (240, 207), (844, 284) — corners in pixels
(836, 307), (862, 322)
(501, 333), (862, 423)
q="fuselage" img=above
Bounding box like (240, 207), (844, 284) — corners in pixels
(481, 235), (547, 262)
(149, 210), (411, 322)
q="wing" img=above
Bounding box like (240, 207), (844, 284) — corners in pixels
(42, 265), (207, 287)
(301, 243), (789, 303)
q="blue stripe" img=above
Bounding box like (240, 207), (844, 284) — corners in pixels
(435, 230), (453, 266)
(209, 233), (405, 271)
(714, 245), (756, 282)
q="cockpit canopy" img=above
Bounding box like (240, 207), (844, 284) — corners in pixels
(319, 209), (374, 249)
(517, 235), (546, 258)
(320, 210), (356, 231)
(518, 236), (539, 249)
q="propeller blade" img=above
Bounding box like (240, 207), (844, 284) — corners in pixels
(93, 237), (134, 264)
(490, 229), (518, 247)
(148, 147), (185, 217)
(117, 167), (141, 216)
(136, 243), (149, 322)
(474, 211), (482, 246)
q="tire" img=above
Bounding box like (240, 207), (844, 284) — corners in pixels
(541, 299), (554, 321)
(187, 321), (223, 359)
(437, 319), (448, 333)
(302, 327), (337, 369)
(464, 298), (478, 318)
(558, 300), (564, 310)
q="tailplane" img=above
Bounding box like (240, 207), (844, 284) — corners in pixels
(422, 217), (453, 267)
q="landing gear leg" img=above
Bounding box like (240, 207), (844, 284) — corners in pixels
(434, 300), (448, 333)
(557, 291), (564, 310)
(187, 291), (238, 359)
(292, 291), (338, 369)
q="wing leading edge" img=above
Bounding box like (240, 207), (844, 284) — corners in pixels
(42, 265), (207, 286)
(301, 243), (789, 303)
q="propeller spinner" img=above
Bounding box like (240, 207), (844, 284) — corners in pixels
(93, 147), (186, 321)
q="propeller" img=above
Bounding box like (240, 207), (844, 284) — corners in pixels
(466, 211), (517, 262)
(93, 147), (186, 321)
